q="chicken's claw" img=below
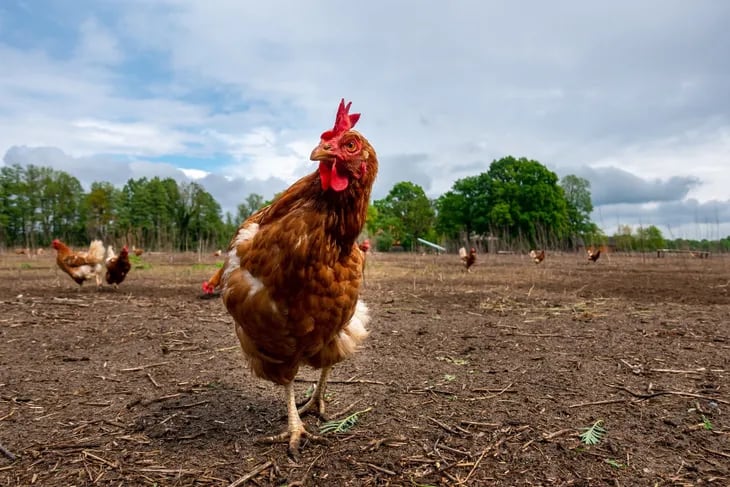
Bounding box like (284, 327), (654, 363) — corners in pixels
(297, 395), (328, 420)
(256, 424), (325, 458)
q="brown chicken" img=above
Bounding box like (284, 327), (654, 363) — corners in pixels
(459, 246), (477, 272)
(587, 248), (601, 262)
(529, 249), (545, 264)
(52, 239), (105, 288)
(358, 239), (371, 254)
(105, 245), (131, 288)
(205, 99), (377, 455)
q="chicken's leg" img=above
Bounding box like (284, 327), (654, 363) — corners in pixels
(298, 366), (330, 419)
(258, 382), (323, 456)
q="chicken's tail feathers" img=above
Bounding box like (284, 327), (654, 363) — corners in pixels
(88, 240), (106, 263)
(105, 245), (116, 262)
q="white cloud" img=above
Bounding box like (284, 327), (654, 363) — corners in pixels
(0, 1), (729, 239)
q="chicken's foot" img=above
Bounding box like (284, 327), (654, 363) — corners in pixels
(297, 366), (330, 419)
(257, 382), (324, 457)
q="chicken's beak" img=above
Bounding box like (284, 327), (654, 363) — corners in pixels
(310, 142), (335, 162)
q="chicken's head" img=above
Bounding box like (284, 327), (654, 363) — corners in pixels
(120, 245), (129, 257)
(201, 280), (215, 294)
(51, 239), (62, 249)
(310, 99), (374, 192)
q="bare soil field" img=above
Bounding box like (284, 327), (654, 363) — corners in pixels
(0, 250), (728, 486)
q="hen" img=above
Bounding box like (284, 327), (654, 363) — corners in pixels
(459, 247), (477, 272)
(105, 245), (131, 288)
(529, 249), (545, 264)
(358, 239), (371, 254)
(587, 248), (601, 262)
(52, 239), (105, 289)
(206, 99), (377, 455)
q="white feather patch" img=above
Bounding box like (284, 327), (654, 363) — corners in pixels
(338, 300), (370, 357)
(242, 269), (264, 297)
(223, 223), (259, 283)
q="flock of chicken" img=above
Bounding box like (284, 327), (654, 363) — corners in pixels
(51, 239), (132, 290)
(35, 99), (605, 458)
(457, 246), (600, 272)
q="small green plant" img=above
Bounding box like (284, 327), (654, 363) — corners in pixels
(579, 419), (606, 445)
(319, 407), (372, 435)
(604, 458), (624, 469)
(701, 415), (714, 431)
(129, 254), (151, 270)
(19, 263), (32, 270)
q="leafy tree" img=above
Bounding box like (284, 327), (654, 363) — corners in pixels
(84, 182), (118, 241)
(435, 173), (491, 239)
(373, 182), (435, 249)
(560, 174), (597, 238)
(236, 193), (266, 222)
(635, 225), (665, 251)
(485, 156), (570, 247)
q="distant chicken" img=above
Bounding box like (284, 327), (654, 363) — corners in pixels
(587, 248), (601, 262)
(358, 239), (371, 254)
(213, 249), (223, 257)
(459, 247), (477, 272)
(14, 248), (30, 255)
(105, 245), (131, 288)
(132, 246), (145, 257)
(529, 249), (545, 264)
(52, 239), (105, 288)
(202, 99), (376, 455)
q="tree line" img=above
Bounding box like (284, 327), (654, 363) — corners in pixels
(1, 157), (728, 253)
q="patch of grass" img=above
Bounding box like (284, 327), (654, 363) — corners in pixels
(701, 415), (713, 431)
(604, 458), (624, 469)
(129, 254), (152, 270)
(579, 419), (606, 445)
(319, 407), (372, 435)
(190, 263), (221, 271)
(19, 263), (32, 270)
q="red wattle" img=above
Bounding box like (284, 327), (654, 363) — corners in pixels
(330, 162), (349, 191)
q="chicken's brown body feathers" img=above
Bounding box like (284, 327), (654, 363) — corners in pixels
(53, 240), (105, 286)
(106, 253), (131, 285)
(221, 135), (377, 386)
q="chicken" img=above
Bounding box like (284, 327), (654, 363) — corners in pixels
(529, 249), (545, 264)
(205, 99), (377, 456)
(358, 239), (371, 254)
(587, 248), (601, 262)
(52, 239), (105, 288)
(459, 247), (477, 272)
(105, 245), (131, 288)
(132, 246), (144, 257)
(213, 249), (223, 257)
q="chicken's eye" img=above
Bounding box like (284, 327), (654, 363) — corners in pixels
(344, 140), (358, 152)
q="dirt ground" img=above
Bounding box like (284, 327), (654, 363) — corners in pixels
(0, 250), (728, 486)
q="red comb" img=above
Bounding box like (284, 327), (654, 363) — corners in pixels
(320, 98), (360, 141)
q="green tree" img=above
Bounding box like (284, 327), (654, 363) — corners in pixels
(373, 181), (435, 250)
(435, 173), (491, 239)
(635, 225), (665, 251)
(485, 156), (570, 247)
(560, 174), (597, 240)
(236, 193), (266, 222)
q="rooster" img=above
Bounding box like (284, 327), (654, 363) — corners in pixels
(529, 249), (545, 264)
(105, 245), (131, 288)
(459, 247), (477, 272)
(202, 99), (376, 456)
(52, 239), (105, 289)
(587, 248), (601, 262)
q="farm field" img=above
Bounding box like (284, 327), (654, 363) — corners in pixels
(0, 251), (728, 486)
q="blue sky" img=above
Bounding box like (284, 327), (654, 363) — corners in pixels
(1, 1), (729, 239)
